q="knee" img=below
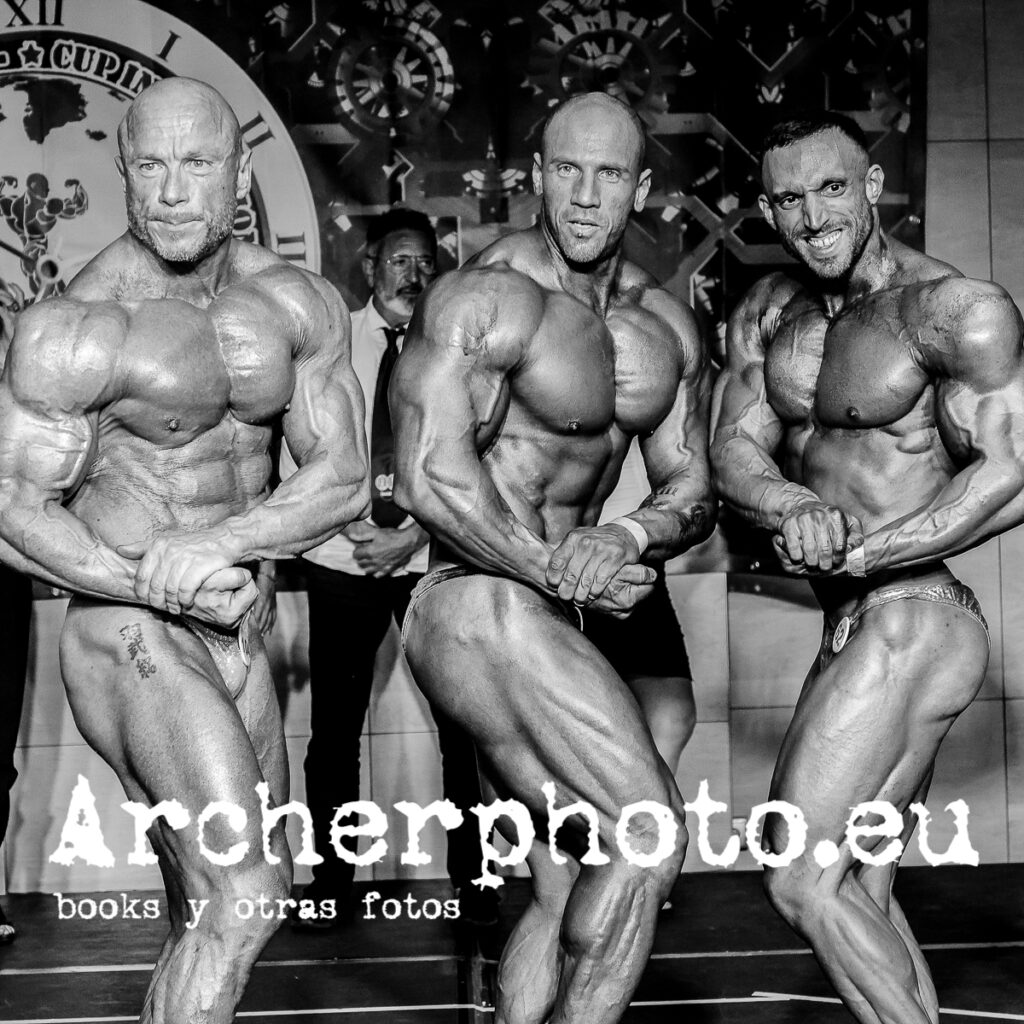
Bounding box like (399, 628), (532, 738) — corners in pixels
(201, 859), (293, 943)
(650, 699), (696, 767)
(763, 862), (824, 929)
(615, 806), (687, 889)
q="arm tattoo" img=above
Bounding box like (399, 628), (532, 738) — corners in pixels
(676, 504), (709, 540)
(639, 486), (680, 508)
(119, 623), (158, 679)
(639, 493), (710, 544)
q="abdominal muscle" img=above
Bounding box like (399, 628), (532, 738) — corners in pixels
(431, 428), (629, 573)
(69, 417), (273, 549)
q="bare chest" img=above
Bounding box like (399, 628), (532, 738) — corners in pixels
(107, 291), (294, 444)
(514, 294), (679, 438)
(764, 293), (929, 430)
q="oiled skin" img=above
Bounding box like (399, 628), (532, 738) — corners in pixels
(392, 222), (714, 1024)
(713, 138), (1024, 1023)
(0, 79), (368, 1024)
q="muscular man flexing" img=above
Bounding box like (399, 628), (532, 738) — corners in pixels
(711, 110), (1024, 1024)
(0, 78), (368, 1022)
(392, 92), (714, 1024)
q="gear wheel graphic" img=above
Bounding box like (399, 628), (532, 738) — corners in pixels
(329, 20), (454, 138)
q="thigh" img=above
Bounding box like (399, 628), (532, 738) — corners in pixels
(235, 630), (289, 808)
(404, 575), (684, 835)
(768, 597), (989, 858)
(60, 600), (281, 859)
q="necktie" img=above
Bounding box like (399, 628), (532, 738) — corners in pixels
(369, 324), (406, 527)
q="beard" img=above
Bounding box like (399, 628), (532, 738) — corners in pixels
(127, 197), (237, 265)
(779, 211), (873, 281)
(544, 205), (625, 267)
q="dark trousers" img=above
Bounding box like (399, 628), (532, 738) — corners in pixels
(0, 564), (31, 847)
(302, 561), (485, 894)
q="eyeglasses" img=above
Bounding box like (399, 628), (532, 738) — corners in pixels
(382, 254), (436, 272)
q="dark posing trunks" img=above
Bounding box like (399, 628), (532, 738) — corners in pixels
(403, 565), (691, 682)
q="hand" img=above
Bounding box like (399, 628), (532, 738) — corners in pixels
(187, 567), (258, 629)
(118, 528), (239, 616)
(343, 520), (378, 544)
(352, 526), (424, 577)
(773, 502), (864, 575)
(251, 564), (277, 635)
(588, 563), (657, 619)
(546, 523), (643, 606)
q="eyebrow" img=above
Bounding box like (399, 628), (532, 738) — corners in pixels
(770, 176), (846, 202)
(549, 155), (632, 174)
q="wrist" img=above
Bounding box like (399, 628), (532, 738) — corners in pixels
(610, 516), (650, 557)
(843, 542), (867, 577)
(768, 484), (824, 528)
(208, 523), (248, 565)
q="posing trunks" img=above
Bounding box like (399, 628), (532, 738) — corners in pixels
(184, 607), (255, 700)
(817, 578), (989, 672)
(402, 564), (691, 682)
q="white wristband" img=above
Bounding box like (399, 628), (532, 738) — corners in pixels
(844, 544), (866, 577)
(610, 516), (650, 556)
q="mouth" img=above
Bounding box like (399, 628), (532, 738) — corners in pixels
(804, 229), (842, 252)
(153, 219), (201, 230)
(567, 220), (602, 239)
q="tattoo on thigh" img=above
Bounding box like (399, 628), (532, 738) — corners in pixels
(119, 623), (158, 679)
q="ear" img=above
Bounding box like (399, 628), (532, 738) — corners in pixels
(633, 168), (652, 212)
(865, 163), (884, 206)
(361, 255), (376, 290)
(531, 152), (543, 196)
(115, 157), (126, 195)
(235, 147), (253, 200)
(758, 193), (776, 231)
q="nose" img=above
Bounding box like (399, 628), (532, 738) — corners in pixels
(571, 169), (599, 208)
(802, 192), (827, 232)
(159, 165), (188, 206)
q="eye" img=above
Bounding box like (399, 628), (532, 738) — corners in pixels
(189, 159), (209, 168)
(823, 181), (845, 196)
(137, 161), (158, 172)
(598, 169), (622, 182)
(556, 163), (577, 177)
(777, 195), (799, 210)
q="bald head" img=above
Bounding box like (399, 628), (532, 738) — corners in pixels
(532, 91), (651, 266)
(115, 77), (251, 266)
(541, 92), (646, 176)
(118, 77), (241, 165)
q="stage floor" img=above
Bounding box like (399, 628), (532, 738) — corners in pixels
(1, 865), (1022, 1021)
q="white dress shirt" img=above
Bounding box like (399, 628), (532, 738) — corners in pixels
(279, 301), (429, 576)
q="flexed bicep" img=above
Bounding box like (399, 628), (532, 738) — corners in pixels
(0, 300), (141, 601)
(389, 266), (556, 588)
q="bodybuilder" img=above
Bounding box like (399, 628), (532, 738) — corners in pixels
(392, 92), (715, 1024)
(0, 78), (368, 1022)
(711, 110), (1024, 1024)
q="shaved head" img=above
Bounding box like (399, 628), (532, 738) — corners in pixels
(116, 77), (250, 265)
(118, 77), (242, 164)
(541, 92), (646, 176)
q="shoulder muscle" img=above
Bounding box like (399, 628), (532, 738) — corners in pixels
(412, 265), (544, 372)
(6, 299), (124, 414)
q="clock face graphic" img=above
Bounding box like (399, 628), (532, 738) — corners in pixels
(0, 0), (320, 311)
